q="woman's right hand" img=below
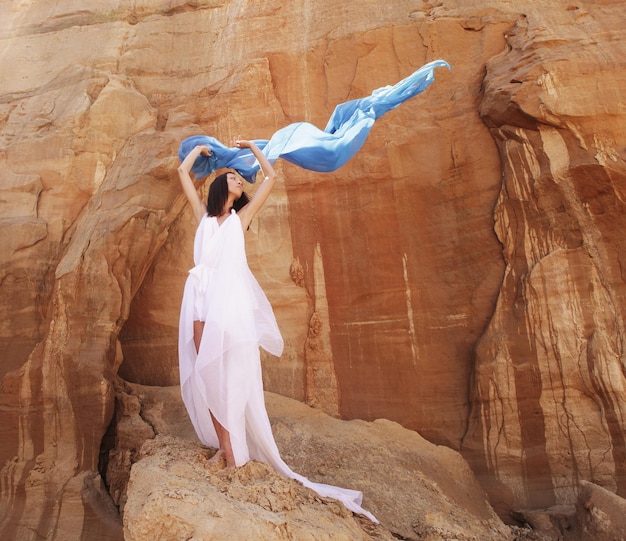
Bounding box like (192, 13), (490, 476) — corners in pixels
(197, 145), (211, 156)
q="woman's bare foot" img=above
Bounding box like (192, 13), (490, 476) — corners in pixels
(208, 449), (225, 465)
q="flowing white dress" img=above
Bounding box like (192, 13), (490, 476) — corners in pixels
(179, 210), (377, 522)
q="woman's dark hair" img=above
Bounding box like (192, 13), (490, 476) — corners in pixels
(206, 172), (250, 216)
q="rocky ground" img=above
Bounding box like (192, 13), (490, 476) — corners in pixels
(112, 383), (522, 540)
(107, 383), (626, 540)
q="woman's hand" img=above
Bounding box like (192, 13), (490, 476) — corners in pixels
(180, 144), (211, 174)
(231, 137), (254, 150)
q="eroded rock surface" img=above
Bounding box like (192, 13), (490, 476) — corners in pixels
(118, 385), (512, 541)
(125, 437), (391, 541)
(463, 4), (626, 515)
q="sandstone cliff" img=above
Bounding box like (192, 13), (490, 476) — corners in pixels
(1, 0), (625, 540)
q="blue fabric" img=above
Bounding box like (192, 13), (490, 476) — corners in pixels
(178, 59), (450, 183)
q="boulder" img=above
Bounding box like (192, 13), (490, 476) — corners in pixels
(117, 384), (513, 541)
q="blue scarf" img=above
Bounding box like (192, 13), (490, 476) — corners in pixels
(178, 59), (451, 183)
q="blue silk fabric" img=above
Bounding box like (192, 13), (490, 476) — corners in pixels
(178, 59), (451, 183)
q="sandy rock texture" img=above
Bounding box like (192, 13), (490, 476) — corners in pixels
(0, 0), (625, 539)
(512, 480), (626, 541)
(124, 439), (388, 541)
(115, 385), (512, 541)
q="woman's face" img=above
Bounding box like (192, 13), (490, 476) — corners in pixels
(226, 172), (243, 198)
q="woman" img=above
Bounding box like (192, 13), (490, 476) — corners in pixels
(177, 139), (377, 522)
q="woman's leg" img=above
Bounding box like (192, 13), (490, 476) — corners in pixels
(194, 319), (235, 468)
(193, 320), (205, 354)
(210, 413), (235, 468)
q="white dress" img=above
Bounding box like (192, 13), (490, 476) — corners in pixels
(178, 210), (377, 522)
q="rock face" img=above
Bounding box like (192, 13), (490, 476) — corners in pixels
(1, 1), (625, 540)
(462, 5), (626, 515)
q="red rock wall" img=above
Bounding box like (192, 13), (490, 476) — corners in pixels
(463, 8), (626, 514)
(0, 1), (625, 537)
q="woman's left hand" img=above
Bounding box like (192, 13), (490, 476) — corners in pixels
(232, 136), (254, 149)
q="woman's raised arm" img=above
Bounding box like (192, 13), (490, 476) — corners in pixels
(177, 145), (210, 224)
(235, 139), (277, 231)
